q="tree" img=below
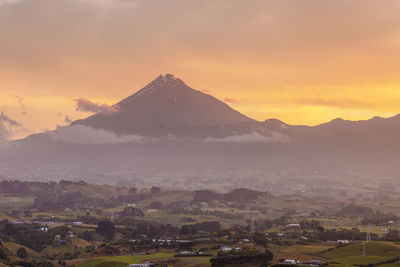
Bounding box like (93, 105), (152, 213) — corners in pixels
(197, 221), (221, 232)
(253, 232), (267, 247)
(96, 220), (116, 240)
(0, 246), (10, 261)
(82, 230), (94, 242)
(149, 201), (163, 209)
(129, 187), (137, 195)
(59, 180), (74, 187)
(17, 247), (28, 259)
(24, 210), (33, 217)
(3, 223), (16, 236)
(94, 209), (103, 215)
(119, 207), (144, 217)
(193, 190), (220, 203)
(151, 186), (161, 194)
(210, 249), (273, 267)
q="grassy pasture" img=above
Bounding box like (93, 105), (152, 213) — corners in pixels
(280, 244), (334, 254)
(320, 242), (400, 266)
(77, 259), (126, 267)
(322, 242), (400, 259)
(3, 241), (40, 259)
(78, 252), (174, 266)
(334, 255), (392, 265)
(379, 261), (400, 267)
(163, 256), (212, 267)
(0, 196), (34, 209)
(0, 211), (15, 221)
(41, 245), (79, 258)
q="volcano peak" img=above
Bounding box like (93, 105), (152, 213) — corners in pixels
(74, 74), (254, 135)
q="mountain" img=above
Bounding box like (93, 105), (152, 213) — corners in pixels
(1, 74), (400, 189)
(72, 74), (256, 137)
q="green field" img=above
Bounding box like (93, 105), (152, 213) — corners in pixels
(0, 211), (15, 221)
(379, 261), (400, 267)
(3, 241), (40, 259)
(78, 252), (174, 266)
(141, 209), (239, 228)
(164, 256), (212, 267)
(0, 196), (34, 209)
(320, 242), (400, 266)
(335, 255), (392, 265)
(322, 242), (400, 259)
(41, 245), (78, 258)
(281, 244), (334, 254)
(77, 259), (126, 267)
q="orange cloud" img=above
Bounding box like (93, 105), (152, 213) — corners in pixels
(223, 97), (238, 103)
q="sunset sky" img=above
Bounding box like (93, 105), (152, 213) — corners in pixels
(1, 0), (400, 139)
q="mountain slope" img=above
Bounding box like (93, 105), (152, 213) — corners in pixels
(73, 74), (255, 136)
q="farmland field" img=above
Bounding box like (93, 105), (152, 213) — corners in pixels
(78, 252), (174, 266)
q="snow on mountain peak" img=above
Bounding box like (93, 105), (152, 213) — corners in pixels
(135, 74), (185, 96)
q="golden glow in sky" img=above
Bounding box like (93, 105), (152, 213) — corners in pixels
(1, 0), (400, 139)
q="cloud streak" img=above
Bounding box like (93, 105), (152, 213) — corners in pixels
(223, 97), (238, 103)
(75, 98), (119, 115)
(204, 132), (290, 144)
(0, 112), (22, 147)
(291, 97), (375, 109)
(0, 112), (22, 128)
(0, 0), (21, 5)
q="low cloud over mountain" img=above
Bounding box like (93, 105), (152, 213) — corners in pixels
(48, 125), (145, 145)
(75, 98), (120, 115)
(204, 132), (290, 144)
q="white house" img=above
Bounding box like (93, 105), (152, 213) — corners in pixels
(283, 259), (299, 264)
(219, 246), (232, 251)
(129, 264), (155, 267)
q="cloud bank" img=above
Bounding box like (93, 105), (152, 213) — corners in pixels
(46, 124), (291, 145)
(48, 125), (145, 144)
